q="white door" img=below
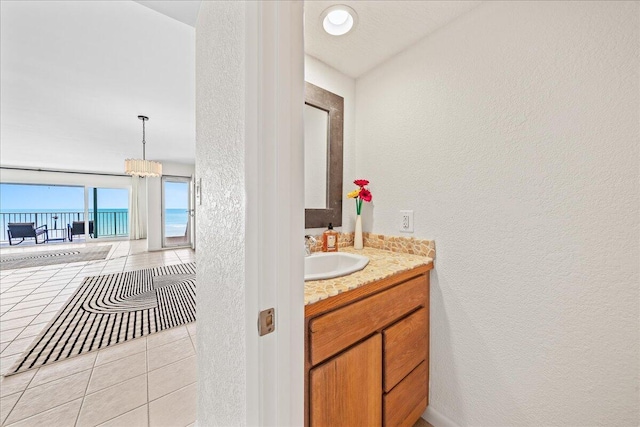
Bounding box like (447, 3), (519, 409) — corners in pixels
(189, 176), (196, 250)
(161, 176), (192, 248)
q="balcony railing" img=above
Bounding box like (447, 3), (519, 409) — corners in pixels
(1, 211), (129, 242)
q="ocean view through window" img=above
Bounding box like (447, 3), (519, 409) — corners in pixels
(0, 183), (129, 242)
(162, 177), (191, 247)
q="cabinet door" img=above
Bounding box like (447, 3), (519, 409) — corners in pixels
(310, 334), (382, 427)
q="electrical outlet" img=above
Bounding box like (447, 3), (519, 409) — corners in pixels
(400, 210), (414, 233)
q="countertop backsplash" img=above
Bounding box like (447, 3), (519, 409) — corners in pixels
(308, 232), (435, 259)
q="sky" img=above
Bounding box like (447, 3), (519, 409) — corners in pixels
(0, 183), (188, 211)
(0, 184), (125, 211)
(164, 181), (189, 209)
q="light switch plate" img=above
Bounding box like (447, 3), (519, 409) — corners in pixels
(400, 210), (414, 233)
(195, 178), (201, 205)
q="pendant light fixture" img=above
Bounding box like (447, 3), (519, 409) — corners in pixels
(125, 115), (162, 177)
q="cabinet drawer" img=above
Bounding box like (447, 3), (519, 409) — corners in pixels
(383, 307), (427, 392)
(383, 361), (427, 427)
(309, 274), (427, 365)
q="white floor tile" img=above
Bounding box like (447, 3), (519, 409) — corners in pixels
(77, 374), (147, 427)
(29, 352), (97, 389)
(97, 404), (148, 427)
(149, 383), (196, 427)
(148, 355), (196, 401)
(0, 328), (22, 344)
(1, 242), (197, 426)
(0, 368), (36, 398)
(146, 325), (189, 349)
(5, 370), (91, 424)
(0, 392), (21, 425)
(3, 398), (82, 427)
(147, 337), (195, 371)
(0, 337), (35, 358)
(95, 337), (147, 367)
(87, 351), (146, 394)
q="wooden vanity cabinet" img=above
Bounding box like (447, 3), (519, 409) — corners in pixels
(310, 334), (382, 426)
(305, 265), (431, 427)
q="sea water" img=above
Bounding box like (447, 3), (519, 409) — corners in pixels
(163, 209), (189, 237)
(0, 209), (189, 239)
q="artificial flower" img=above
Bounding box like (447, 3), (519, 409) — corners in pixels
(346, 179), (372, 215)
(359, 188), (372, 202)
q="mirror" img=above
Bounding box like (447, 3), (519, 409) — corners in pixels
(304, 104), (328, 209)
(305, 82), (344, 228)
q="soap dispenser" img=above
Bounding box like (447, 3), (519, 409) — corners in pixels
(322, 223), (338, 252)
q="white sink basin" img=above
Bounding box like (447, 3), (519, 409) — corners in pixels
(304, 252), (369, 281)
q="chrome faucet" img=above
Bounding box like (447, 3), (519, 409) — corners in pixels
(305, 235), (317, 256)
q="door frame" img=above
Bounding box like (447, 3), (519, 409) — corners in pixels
(189, 175), (196, 250)
(246, 2), (305, 424)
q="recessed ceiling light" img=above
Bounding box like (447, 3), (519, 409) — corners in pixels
(321, 5), (358, 36)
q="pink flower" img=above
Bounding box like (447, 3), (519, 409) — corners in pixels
(359, 188), (372, 202)
(354, 179), (369, 187)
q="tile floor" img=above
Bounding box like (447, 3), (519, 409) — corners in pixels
(0, 240), (197, 427)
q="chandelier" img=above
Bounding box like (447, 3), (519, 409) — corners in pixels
(124, 115), (162, 177)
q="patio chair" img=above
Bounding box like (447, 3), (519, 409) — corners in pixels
(67, 221), (94, 242)
(7, 223), (49, 245)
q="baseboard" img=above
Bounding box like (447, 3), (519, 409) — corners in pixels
(422, 406), (460, 427)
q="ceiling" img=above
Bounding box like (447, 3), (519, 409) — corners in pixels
(0, 1), (479, 175)
(0, 1), (195, 175)
(135, 1), (202, 27)
(304, 1), (481, 78)
(137, 0), (482, 79)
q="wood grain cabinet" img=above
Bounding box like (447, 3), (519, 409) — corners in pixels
(305, 265), (431, 427)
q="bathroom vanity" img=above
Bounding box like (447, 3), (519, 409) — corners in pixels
(304, 248), (433, 427)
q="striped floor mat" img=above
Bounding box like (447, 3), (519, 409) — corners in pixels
(7, 262), (195, 376)
(0, 245), (112, 270)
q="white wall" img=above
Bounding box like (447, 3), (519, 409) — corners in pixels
(146, 161), (194, 251)
(196, 3), (305, 424)
(305, 54), (356, 233)
(355, 2), (639, 426)
(0, 168), (131, 190)
(196, 2), (248, 424)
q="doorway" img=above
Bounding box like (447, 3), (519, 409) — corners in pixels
(162, 176), (192, 248)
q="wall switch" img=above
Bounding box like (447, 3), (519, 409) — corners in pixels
(400, 210), (414, 233)
(195, 178), (202, 206)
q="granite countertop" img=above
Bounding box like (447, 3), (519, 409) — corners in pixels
(304, 246), (433, 305)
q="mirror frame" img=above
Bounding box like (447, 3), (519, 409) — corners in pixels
(305, 82), (344, 228)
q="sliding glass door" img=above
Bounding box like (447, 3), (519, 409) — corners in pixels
(0, 183), (84, 242)
(0, 183), (129, 243)
(88, 187), (129, 239)
(162, 177), (192, 248)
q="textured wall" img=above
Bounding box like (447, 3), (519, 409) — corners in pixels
(355, 2), (639, 426)
(305, 55), (357, 234)
(195, 2), (247, 424)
